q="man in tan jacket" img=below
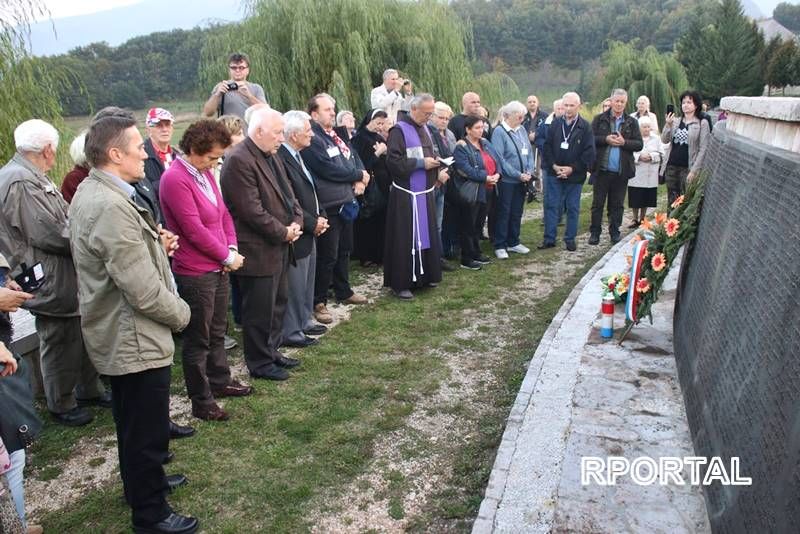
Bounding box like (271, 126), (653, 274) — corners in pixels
(0, 119), (107, 427)
(69, 107), (196, 534)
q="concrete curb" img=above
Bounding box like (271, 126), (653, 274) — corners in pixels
(472, 238), (631, 534)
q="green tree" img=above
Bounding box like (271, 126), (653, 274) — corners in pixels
(594, 41), (688, 120)
(676, 0), (765, 104)
(199, 0), (479, 117)
(767, 40), (799, 94)
(774, 2), (800, 33)
(0, 1), (68, 162)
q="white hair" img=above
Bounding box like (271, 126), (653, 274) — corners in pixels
(14, 119), (59, 153)
(69, 131), (88, 166)
(500, 100), (526, 119)
(382, 69), (398, 81)
(409, 93), (434, 110)
(284, 110), (311, 137)
(336, 110), (354, 126)
(637, 116), (653, 128)
(561, 92), (581, 104)
(637, 95), (651, 108)
(244, 103), (271, 125)
(434, 101), (453, 116)
(248, 107), (282, 138)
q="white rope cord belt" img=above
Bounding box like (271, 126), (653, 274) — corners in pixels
(391, 181), (436, 282)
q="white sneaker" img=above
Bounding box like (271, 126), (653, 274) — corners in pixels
(495, 248), (509, 259)
(507, 244), (530, 254)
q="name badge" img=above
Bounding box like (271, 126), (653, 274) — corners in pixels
(326, 146), (341, 158)
(521, 148), (529, 156)
(406, 147), (424, 159)
(560, 142), (570, 150)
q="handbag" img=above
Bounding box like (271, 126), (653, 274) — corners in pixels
(451, 174), (480, 205)
(338, 198), (360, 222)
(0, 356), (42, 454)
(358, 174), (386, 219)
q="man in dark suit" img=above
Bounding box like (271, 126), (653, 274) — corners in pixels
(277, 111), (329, 348)
(220, 108), (304, 381)
(301, 94), (369, 325)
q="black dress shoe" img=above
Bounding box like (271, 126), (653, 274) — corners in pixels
(280, 335), (318, 348)
(250, 365), (290, 381)
(275, 355), (300, 369)
(133, 512), (198, 534)
(76, 390), (112, 409)
(588, 235), (600, 245)
(536, 242), (556, 250)
(474, 255), (492, 265)
(565, 241), (577, 252)
(460, 260), (482, 271)
(610, 234), (622, 244)
(163, 451), (175, 465)
(166, 474), (187, 492)
(50, 406), (94, 427)
(303, 324), (328, 336)
(440, 259), (455, 272)
(169, 420), (195, 440)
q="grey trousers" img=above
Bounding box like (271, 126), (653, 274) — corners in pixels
(35, 314), (104, 413)
(282, 242), (317, 344)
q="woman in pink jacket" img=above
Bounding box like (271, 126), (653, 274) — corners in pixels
(159, 120), (251, 421)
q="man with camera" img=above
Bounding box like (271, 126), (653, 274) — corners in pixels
(203, 53), (267, 120)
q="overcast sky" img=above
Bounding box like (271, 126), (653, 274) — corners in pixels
(38, 0), (143, 20)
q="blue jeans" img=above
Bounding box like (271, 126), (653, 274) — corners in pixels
(543, 172), (583, 244)
(6, 448), (26, 527)
(493, 181), (526, 249)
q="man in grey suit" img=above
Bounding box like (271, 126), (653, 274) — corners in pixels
(277, 111), (329, 348)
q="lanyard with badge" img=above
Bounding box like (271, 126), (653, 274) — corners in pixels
(560, 118), (577, 150)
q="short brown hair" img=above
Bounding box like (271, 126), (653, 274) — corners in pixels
(307, 93), (334, 114)
(178, 120), (232, 156)
(84, 107), (137, 168)
(228, 53), (250, 67)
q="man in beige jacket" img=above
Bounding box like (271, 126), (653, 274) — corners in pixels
(69, 107), (196, 534)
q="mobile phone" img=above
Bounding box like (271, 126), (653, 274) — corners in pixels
(14, 262), (44, 292)
(666, 104), (675, 115)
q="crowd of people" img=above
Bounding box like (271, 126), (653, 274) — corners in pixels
(0, 53), (712, 534)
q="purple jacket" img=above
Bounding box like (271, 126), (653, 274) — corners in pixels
(159, 160), (237, 276)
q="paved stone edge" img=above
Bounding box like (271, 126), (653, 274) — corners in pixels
(472, 238), (631, 534)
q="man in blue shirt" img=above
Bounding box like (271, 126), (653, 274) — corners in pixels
(589, 89), (643, 244)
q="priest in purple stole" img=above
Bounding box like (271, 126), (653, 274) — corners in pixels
(384, 93), (447, 299)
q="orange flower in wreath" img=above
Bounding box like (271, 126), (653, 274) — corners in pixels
(617, 273), (630, 293)
(654, 213), (667, 225)
(665, 218), (680, 237)
(640, 217), (652, 231)
(651, 252), (667, 272)
(671, 195), (685, 209)
(636, 277), (651, 294)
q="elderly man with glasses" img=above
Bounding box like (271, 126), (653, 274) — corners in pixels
(203, 52), (267, 119)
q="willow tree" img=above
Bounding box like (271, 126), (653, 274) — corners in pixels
(594, 41), (688, 122)
(0, 1), (67, 163)
(199, 0), (475, 117)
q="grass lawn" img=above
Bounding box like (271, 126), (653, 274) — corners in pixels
(30, 157), (666, 532)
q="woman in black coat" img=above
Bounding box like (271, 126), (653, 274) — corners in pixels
(351, 109), (391, 266)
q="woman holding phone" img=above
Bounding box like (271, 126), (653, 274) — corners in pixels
(661, 90), (709, 205)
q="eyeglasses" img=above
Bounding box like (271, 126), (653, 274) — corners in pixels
(228, 65), (248, 71)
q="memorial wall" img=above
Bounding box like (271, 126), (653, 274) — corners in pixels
(673, 121), (800, 533)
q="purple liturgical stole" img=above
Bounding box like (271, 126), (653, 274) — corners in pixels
(396, 120), (431, 250)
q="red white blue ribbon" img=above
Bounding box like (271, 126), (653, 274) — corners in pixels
(625, 239), (649, 322)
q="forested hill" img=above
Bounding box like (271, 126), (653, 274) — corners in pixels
(452, 0), (719, 70)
